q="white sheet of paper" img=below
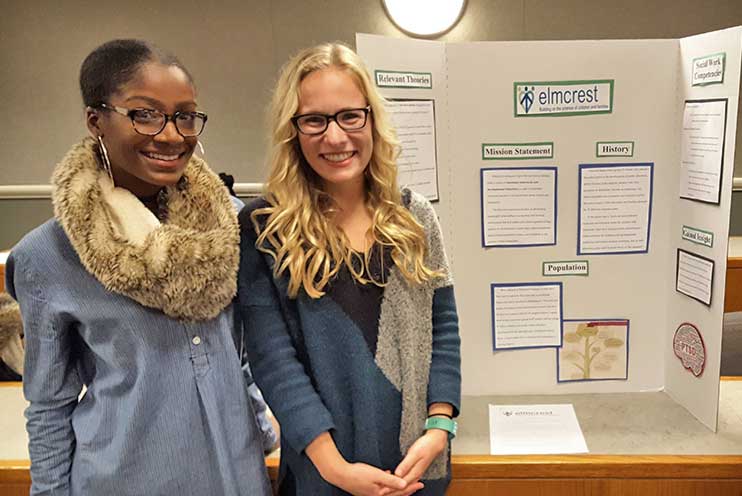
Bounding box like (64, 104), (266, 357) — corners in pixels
(579, 164), (652, 254)
(676, 250), (714, 305)
(489, 404), (588, 455)
(492, 283), (562, 349)
(679, 100), (727, 203)
(385, 100), (439, 200)
(482, 168), (556, 247)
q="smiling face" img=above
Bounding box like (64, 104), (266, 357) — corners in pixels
(87, 62), (198, 197)
(296, 67), (373, 197)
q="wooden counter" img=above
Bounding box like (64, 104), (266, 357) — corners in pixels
(726, 237), (742, 312)
(3, 453), (741, 495)
(272, 452), (742, 495)
(445, 455), (742, 494)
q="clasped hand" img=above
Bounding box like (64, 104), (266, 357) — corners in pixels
(334, 429), (448, 496)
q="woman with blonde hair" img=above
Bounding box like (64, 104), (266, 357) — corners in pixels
(238, 42), (461, 495)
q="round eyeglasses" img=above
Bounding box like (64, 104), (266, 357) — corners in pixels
(292, 107), (371, 136)
(96, 103), (208, 137)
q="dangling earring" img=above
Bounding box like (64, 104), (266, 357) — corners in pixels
(197, 140), (206, 157)
(97, 136), (114, 184)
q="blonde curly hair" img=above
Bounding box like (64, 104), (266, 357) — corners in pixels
(252, 42), (440, 298)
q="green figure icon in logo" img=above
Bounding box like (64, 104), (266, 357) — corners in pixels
(519, 86), (534, 113)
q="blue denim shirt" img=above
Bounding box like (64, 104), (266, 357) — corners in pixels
(7, 218), (273, 496)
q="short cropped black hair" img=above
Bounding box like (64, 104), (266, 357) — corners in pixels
(79, 39), (194, 107)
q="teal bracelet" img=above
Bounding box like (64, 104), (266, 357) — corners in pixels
(424, 416), (457, 440)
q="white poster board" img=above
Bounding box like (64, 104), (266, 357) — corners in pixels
(664, 28), (741, 431)
(357, 26), (742, 431)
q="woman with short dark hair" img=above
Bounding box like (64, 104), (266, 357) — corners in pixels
(6, 39), (274, 496)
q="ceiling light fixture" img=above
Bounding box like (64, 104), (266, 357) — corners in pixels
(382, 0), (466, 38)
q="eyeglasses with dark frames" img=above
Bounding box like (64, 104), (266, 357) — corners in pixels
(292, 107), (371, 136)
(95, 103), (208, 137)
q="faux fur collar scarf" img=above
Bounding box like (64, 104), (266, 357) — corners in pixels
(52, 137), (239, 321)
(0, 292), (21, 351)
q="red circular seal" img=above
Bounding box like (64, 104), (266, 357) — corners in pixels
(673, 323), (706, 377)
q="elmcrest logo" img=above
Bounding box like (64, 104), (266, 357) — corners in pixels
(518, 86), (535, 114)
(514, 80), (614, 117)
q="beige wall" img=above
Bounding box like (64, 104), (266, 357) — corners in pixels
(2, 0), (742, 248)
(2, 0), (742, 186)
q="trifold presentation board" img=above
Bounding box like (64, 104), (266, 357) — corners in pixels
(357, 27), (742, 431)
